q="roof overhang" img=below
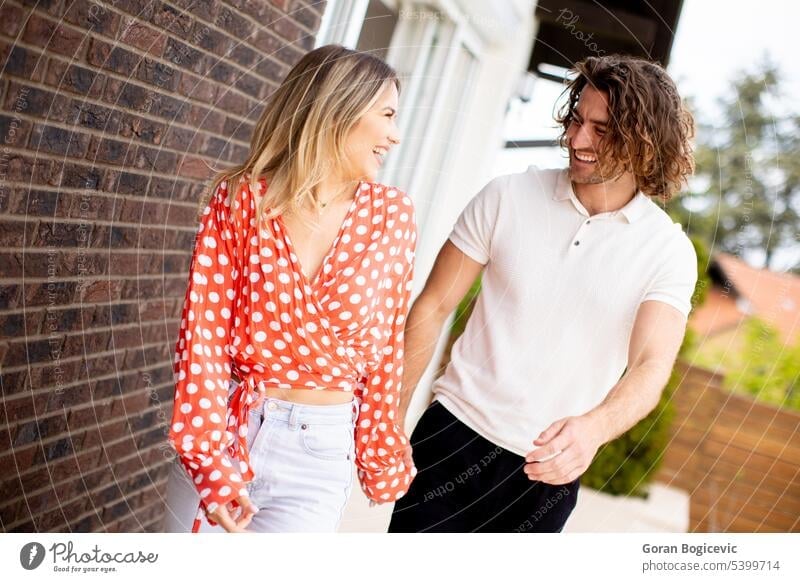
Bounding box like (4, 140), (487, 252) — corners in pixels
(529, 0), (685, 83)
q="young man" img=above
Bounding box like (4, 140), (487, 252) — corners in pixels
(389, 55), (698, 533)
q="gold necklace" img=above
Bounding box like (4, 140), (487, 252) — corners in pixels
(315, 182), (356, 212)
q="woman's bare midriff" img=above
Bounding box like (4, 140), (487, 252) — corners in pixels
(261, 387), (355, 405)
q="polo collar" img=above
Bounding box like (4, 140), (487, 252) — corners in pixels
(618, 191), (650, 222)
(553, 168), (650, 223)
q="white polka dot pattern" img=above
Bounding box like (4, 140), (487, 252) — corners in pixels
(168, 177), (418, 531)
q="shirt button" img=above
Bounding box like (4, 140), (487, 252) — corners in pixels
(586, 220), (591, 225)
(574, 240), (580, 246)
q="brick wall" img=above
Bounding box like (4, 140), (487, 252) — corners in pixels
(656, 363), (800, 532)
(0, 0), (325, 532)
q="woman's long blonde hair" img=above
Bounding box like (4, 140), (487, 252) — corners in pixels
(211, 44), (400, 218)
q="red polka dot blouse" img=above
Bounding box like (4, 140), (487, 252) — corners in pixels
(169, 177), (418, 532)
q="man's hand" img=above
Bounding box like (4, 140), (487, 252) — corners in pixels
(523, 301), (689, 486)
(523, 415), (604, 485)
(208, 495), (258, 533)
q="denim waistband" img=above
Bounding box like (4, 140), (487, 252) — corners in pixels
(251, 396), (359, 426)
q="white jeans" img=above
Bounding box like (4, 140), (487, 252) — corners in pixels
(162, 395), (358, 533)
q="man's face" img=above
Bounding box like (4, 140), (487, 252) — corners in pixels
(564, 86), (624, 185)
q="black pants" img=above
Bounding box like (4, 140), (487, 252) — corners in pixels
(388, 400), (579, 533)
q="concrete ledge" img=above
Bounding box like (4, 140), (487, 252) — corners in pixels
(338, 472), (690, 533)
(564, 483), (690, 533)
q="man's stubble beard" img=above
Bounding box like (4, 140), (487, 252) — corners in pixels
(568, 156), (626, 186)
(568, 167), (605, 185)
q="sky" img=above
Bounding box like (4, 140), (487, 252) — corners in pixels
(495, 0), (800, 172)
(493, 0), (800, 269)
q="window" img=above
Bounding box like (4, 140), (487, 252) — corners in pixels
(380, 5), (480, 233)
(316, 1), (482, 231)
(410, 43), (477, 234)
(315, 0), (371, 48)
(316, 0), (399, 50)
(355, 1), (399, 61)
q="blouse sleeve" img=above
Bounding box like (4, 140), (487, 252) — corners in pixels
(354, 193), (418, 503)
(168, 180), (249, 523)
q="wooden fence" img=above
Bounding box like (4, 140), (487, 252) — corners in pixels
(656, 363), (800, 532)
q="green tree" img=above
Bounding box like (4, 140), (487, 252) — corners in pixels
(668, 60), (800, 270)
(722, 318), (800, 410)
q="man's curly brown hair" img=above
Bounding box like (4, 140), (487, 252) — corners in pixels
(555, 55), (695, 202)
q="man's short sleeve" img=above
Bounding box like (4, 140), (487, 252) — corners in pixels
(448, 176), (504, 265)
(642, 231), (698, 317)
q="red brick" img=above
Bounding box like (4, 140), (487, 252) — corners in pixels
(1, 43), (46, 82)
(44, 59), (106, 98)
(0, 3), (30, 39)
(176, 155), (212, 179)
(1, 0), (324, 534)
(63, 0), (121, 37)
(176, 72), (217, 102)
(23, 14), (86, 58)
(119, 19), (167, 56)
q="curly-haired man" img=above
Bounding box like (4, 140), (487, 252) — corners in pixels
(389, 55), (698, 533)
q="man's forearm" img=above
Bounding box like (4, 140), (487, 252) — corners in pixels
(397, 297), (450, 422)
(584, 360), (673, 445)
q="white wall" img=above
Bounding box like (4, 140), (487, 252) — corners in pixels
(338, 0), (537, 532)
(403, 0), (537, 430)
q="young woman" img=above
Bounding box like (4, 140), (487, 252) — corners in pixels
(162, 45), (417, 533)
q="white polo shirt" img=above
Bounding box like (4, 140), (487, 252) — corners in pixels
(432, 166), (697, 457)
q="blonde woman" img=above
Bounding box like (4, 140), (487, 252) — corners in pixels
(162, 45), (417, 533)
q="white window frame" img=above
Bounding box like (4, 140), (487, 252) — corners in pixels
(381, 1), (483, 231)
(316, 0), (401, 48)
(315, 0), (371, 48)
(315, 0), (486, 231)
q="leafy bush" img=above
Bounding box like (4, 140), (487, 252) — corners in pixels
(722, 318), (800, 411)
(580, 339), (684, 497)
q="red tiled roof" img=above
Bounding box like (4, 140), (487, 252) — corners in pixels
(690, 286), (744, 338)
(689, 253), (800, 345)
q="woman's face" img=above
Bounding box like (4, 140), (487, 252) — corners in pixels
(340, 81), (401, 183)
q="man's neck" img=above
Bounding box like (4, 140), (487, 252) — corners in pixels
(571, 175), (638, 216)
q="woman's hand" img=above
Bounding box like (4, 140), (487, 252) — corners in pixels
(393, 412), (414, 474)
(401, 440), (414, 472)
(208, 495), (258, 533)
